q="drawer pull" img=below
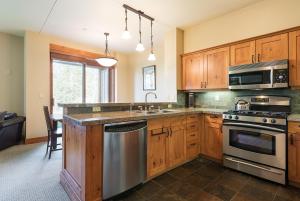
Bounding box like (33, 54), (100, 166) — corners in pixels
(190, 134), (196, 137)
(151, 128), (168, 136)
(189, 143), (197, 146)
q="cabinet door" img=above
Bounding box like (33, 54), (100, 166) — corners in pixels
(204, 122), (223, 160)
(289, 30), (300, 87)
(230, 41), (256, 66)
(288, 132), (300, 184)
(168, 126), (186, 167)
(182, 54), (204, 90)
(147, 129), (169, 177)
(256, 33), (288, 62)
(204, 47), (229, 89)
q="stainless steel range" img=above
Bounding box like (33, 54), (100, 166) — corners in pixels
(222, 96), (290, 184)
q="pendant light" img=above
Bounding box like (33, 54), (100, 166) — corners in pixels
(121, 8), (131, 39)
(136, 14), (145, 52)
(96, 33), (118, 67)
(148, 20), (156, 61)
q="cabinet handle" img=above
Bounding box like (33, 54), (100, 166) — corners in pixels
(205, 82), (207, 88)
(170, 128), (173, 137)
(189, 143), (197, 146)
(257, 54), (261, 62)
(252, 55), (255, 64)
(201, 82), (203, 88)
(190, 134), (196, 137)
(290, 134), (294, 145)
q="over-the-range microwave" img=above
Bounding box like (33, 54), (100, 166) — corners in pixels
(228, 59), (289, 90)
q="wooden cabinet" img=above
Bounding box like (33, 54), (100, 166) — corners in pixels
(289, 30), (300, 87)
(169, 125), (186, 166)
(203, 47), (229, 89)
(256, 33), (288, 63)
(182, 53), (204, 90)
(147, 116), (186, 177)
(186, 114), (201, 160)
(230, 41), (256, 66)
(201, 114), (223, 161)
(288, 122), (300, 185)
(230, 33), (288, 66)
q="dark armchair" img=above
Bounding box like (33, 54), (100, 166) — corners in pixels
(0, 112), (26, 151)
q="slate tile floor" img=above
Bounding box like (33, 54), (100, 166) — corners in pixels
(109, 157), (300, 201)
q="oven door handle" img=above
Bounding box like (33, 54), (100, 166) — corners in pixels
(222, 122), (285, 133)
(225, 157), (283, 175)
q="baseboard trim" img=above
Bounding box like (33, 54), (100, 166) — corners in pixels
(25, 136), (48, 144)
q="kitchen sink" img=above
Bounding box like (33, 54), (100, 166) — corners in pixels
(134, 109), (176, 114)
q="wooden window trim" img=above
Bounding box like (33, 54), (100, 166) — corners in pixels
(49, 44), (116, 112)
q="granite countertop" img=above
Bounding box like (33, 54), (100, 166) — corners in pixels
(64, 108), (228, 126)
(288, 114), (300, 122)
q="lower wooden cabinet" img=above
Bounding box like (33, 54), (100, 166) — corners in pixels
(201, 114), (223, 161)
(288, 122), (300, 185)
(147, 116), (186, 178)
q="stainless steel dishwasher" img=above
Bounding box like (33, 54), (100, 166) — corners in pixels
(103, 120), (147, 200)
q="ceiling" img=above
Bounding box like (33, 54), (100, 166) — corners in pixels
(0, 0), (262, 52)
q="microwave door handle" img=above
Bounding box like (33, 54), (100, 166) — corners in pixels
(270, 67), (274, 87)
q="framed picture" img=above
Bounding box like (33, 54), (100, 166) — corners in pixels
(143, 65), (156, 91)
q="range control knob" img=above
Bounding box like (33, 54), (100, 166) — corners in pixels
(262, 118), (267, 123)
(228, 115), (232, 119)
(271, 119), (276, 124)
(235, 116), (239, 120)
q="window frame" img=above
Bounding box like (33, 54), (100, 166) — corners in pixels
(50, 51), (115, 114)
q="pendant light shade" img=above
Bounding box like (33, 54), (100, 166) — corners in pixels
(121, 8), (131, 39)
(148, 53), (156, 61)
(96, 33), (118, 67)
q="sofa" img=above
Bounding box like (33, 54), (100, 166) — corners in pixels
(0, 112), (26, 151)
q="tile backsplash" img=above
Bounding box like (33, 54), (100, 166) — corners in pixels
(178, 89), (300, 113)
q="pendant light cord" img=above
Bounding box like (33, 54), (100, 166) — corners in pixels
(150, 20), (153, 53)
(104, 33), (109, 55)
(139, 14), (142, 43)
(125, 8), (128, 31)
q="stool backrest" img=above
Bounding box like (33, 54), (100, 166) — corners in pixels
(43, 106), (53, 132)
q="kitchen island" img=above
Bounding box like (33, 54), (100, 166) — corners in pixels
(60, 108), (226, 201)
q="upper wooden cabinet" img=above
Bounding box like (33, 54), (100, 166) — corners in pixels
(204, 47), (229, 89)
(230, 41), (256, 66)
(182, 54), (204, 90)
(289, 30), (300, 87)
(230, 34), (288, 66)
(256, 33), (288, 62)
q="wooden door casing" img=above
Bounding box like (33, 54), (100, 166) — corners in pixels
(204, 47), (229, 89)
(289, 30), (300, 87)
(255, 33), (288, 63)
(230, 41), (256, 66)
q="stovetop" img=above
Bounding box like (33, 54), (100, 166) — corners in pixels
(224, 110), (288, 118)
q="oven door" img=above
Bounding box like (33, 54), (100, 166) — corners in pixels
(229, 69), (272, 89)
(223, 123), (286, 169)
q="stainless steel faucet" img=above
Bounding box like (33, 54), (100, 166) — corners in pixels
(145, 92), (157, 111)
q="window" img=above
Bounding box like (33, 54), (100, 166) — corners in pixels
(51, 59), (111, 114)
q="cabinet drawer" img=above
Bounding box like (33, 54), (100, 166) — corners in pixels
(148, 118), (164, 130)
(205, 114), (222, 124)
(187, 114), (198, 123)
(187, 131), (199, 142)
(166, 116), (186, 127)
(186, 141), (199, 159)
(186, 122), (199, 132)
(289, 122), (300, 133)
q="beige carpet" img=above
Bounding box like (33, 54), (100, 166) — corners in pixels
(0, 143), (70, 201)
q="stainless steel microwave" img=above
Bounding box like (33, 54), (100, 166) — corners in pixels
(228, 60), (288, 90)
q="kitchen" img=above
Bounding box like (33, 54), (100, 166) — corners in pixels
(1, 0), (300, 201)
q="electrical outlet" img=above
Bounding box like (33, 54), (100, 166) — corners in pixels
(92, 106), (101, 112)
(215, 95), (220, 101)
(167, 104), (172, 108)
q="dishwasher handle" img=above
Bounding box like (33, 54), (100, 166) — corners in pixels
(104, 120), (147, 133)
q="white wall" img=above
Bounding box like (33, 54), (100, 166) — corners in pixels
(184, 0), (300, 53)
(24, 31), (131, 139)
(0, 32), (24, 115)
(129, 28), (183, 102)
